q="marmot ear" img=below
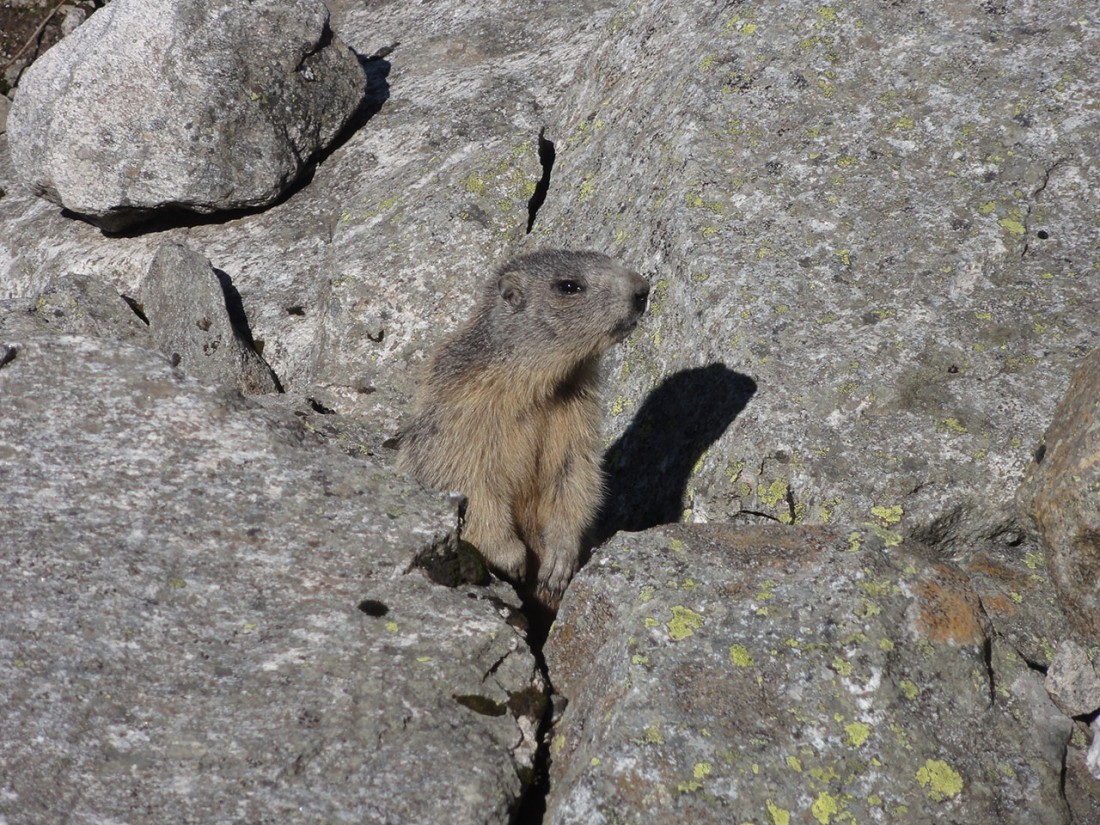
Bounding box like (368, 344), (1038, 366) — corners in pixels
(498, 275), (527, 311)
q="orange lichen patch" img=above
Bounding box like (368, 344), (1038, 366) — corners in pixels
(966, 556), (1026, 583)
(976, 591), (1018, 617)
(914, 570), (988, 646)
(967, 551), (1047, 586)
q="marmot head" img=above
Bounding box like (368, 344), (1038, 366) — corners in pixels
(488, 250), (650, 362)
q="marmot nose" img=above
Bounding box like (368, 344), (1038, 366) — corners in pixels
(633, 281), (650, 314)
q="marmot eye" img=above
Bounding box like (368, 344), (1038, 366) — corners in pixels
(556, 280), (584, 295)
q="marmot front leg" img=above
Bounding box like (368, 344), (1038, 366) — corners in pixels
(533, 456), (603, 607)
(462, 485), (528, 583)
(533, 530), (582, 609)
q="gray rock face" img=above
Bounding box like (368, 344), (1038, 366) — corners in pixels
(0, 0), (1097, 821)
(0, 270), (151, 343)
(0, 0), (610, 399)
(0, 334), (540, 824)
(530, 0), (1100, 557)
(1018, 348), (1100, 641)
(545, 524), (1072, 824)
(960, 535), (1067, 670)
(143, 241), (281, 394)
(6, 0), (364, 230)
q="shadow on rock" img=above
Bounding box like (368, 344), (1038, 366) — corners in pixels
(591, 363), (757, 546)
(326, 47), (394, 154)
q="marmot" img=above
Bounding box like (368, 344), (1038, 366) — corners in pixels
(399, 250), (649, 607)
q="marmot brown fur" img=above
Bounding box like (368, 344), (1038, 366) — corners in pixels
(399, 250), (649, 607)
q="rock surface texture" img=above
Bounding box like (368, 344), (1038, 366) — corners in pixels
(1018, 348), (1100, 640)
(0, 335), (541, 824)
(6, 0), (364, 230)
(1, 0), (1099, 822)
(529, 0), (1100, 554)
(545, 524), (1071, 824)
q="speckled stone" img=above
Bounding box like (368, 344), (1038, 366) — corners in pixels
(141, 241), (280, 394)
(0, 1), (1098, 820)
(1018, 348), (1100, 640)
(0, 334), (540, 824)
(545, 523), (1071, 824)
(531, 0), (1100, 560)
(7, 0), (364, 230)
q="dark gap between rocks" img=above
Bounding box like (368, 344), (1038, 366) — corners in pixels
(356, 599), (388, 617)
(294, 18), (335, 71)
(121, 294), (149, 325)
(511, 603), (555, 825)
(1023, 655), (1050, 676)
(307, 397), (336, 415)
(410, 536), (557, 823)
(214, 269), (258, 346)
(322, 46), (394, 159)
(525, 128), (555, 234)
(212, 267), (285, 393)
(1075, 706), (1100, 726)
(982, 636), (996, 705)
(1059, 744), (1069, 807)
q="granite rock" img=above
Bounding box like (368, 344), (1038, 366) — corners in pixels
(530, 0), (1100, 557)
(0, 0), (1098, 821)
(545, 523), (1072, 824)
(0, 270), (151, 344)
(1018, 348), (1100, 640)
(142, 241), (281, 394)
(1045, 641), (1100, 719)
(0, 334), (541, 824)
(6, 0), (364, 230)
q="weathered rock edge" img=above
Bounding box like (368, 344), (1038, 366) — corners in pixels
(1018, 347), (1100, 642)
(0, 333), (541, 825)
(545, 523), (1072, 825)
(142, 240), (282, 394)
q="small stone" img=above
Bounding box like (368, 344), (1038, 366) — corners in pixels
(142, 242), (280, 395)
(1045, 640), (1100, 718)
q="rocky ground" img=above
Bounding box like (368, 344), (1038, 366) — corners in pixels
(0, 1), (104, 95)
(1, 0), (1098, 822)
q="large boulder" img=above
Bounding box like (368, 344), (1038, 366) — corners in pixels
(1018, 348), (1100, 641)
(6, 0), (364, 231)
(545, 524), (1072, 824)
(0, 334), (542, 824)
(529, 0), (1100, 555)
